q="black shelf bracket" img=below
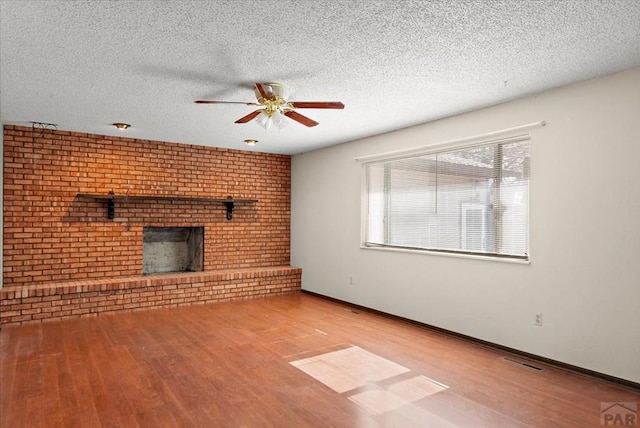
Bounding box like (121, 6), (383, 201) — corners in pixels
(30, 121), (58, 142)
(107, 190), (116, 219)
(223, 197), (235, 221)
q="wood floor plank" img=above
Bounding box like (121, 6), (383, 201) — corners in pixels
(1, 292), (638, 427)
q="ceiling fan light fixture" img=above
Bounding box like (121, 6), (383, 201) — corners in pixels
(271, 110), (288, 129)
(255, 110), (271, 129)
(112, 122), (131, 130)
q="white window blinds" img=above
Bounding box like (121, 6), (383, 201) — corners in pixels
(364, 137), (530, 260)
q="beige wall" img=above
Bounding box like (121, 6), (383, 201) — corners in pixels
(291, 67), (640, 383)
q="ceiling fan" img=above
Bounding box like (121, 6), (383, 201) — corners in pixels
(194, 83), (344, 128)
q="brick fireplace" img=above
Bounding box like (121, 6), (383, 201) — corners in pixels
(1, 125), (301, 325)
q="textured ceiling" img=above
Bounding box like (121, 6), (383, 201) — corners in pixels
(1, 0), (639, 155)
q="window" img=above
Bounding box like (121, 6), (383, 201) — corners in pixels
(363, 136), (530, 260)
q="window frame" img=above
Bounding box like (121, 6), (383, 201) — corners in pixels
(360, 134), (531, 264)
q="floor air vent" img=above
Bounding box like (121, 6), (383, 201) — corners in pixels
(503, 357), (544, 371)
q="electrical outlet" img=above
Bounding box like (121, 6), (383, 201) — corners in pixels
(349, 276), (354, 285)
(534, 313), (543, 327)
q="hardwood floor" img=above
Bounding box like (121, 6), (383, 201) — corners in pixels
(1, 292), (638, 427)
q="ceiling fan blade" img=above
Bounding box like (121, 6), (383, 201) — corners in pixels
(194, 100), (260, 106)
(284, 110), (319, 127)
(234, 110), (263, 123)
(288, 101), (345, 109)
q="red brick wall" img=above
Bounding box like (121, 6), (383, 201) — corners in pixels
(3, 125), (292, 286)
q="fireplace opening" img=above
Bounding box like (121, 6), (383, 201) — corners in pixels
(143, 226), (204, 275)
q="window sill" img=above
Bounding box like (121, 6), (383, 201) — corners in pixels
(360, 245), (531, 265)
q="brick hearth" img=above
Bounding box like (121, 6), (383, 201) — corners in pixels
(1, 267), (301, 326)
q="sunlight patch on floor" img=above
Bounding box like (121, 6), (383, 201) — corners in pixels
(348, 388), (410, 414)
(349, 375), (449, 415)
(388, 375), (448, 401)
(290, 345), (410, 393)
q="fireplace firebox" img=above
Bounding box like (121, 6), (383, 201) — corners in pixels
(143, 226), (204, 274)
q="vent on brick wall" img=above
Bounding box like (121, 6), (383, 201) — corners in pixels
(143, 227), (204, 274)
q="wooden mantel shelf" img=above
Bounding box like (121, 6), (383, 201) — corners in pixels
(76, 192), (258, 220)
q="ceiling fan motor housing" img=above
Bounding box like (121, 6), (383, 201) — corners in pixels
(254, 83), (291, 102)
